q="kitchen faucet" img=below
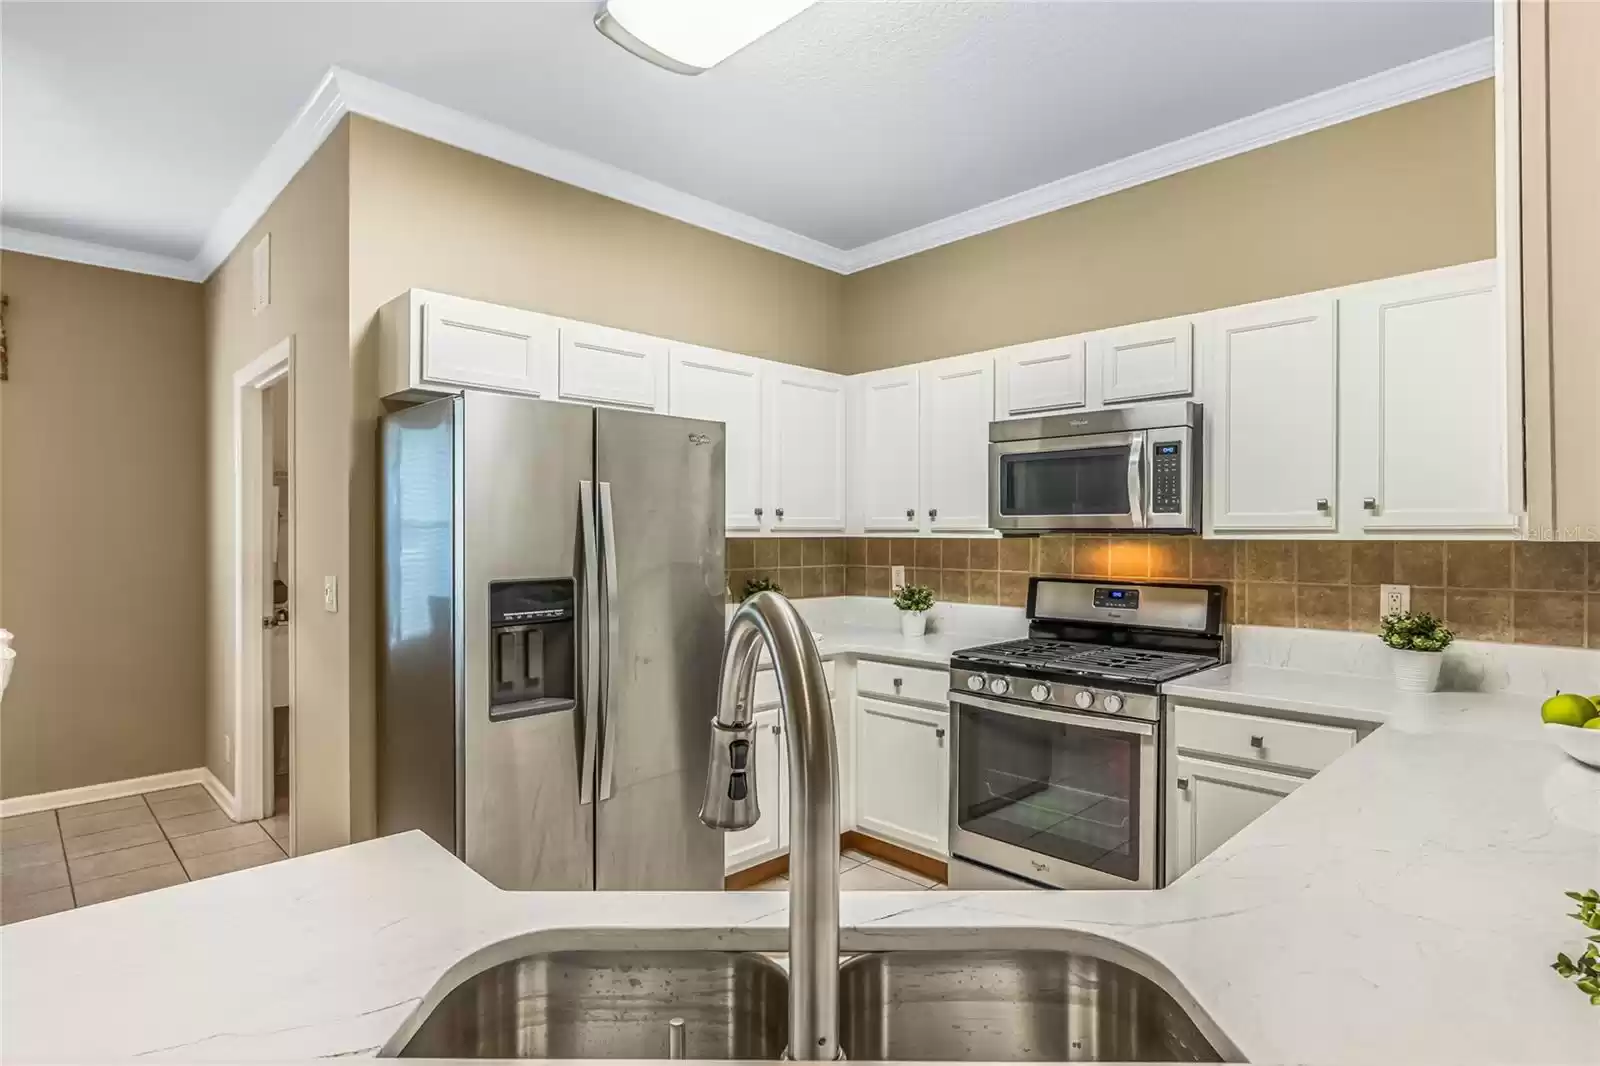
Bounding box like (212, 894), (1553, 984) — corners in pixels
(699, 591), (840, 1062)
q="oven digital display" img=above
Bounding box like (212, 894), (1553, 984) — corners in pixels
(1093, 587), (1140, 609)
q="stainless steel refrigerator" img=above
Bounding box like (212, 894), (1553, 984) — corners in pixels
(378, 390), (726, 890)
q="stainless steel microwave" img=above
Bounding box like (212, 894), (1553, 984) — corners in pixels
(988, 401), (1202, 534)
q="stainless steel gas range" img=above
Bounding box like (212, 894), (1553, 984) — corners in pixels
(947, 577), (1225, 891)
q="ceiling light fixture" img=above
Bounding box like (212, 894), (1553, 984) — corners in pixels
(595, 0), (818, 76)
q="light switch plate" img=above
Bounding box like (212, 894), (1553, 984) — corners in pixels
(323, 576), (339, 613)
(1380, 584), (1410, 619)
(891, 565), (906, 590)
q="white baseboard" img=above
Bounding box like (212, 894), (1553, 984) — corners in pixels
(0, 767), (236, 820)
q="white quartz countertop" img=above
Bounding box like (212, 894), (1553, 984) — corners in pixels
(5, 626), (1600, 1064)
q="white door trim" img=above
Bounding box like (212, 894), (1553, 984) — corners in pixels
(232, 338), (292, 827)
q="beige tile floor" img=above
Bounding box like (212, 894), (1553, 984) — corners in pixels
(0, 785), (290, 924)
(748, 849), (946, 892)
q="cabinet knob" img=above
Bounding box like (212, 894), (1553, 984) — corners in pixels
(1176, 777), (1189, 791)
(772, 724), (782, 736)
(1315, 498), (1329, 511)
(775, 507), (785, 519)
(893, 677), (903, 692)
(905, 508), (915, 521)
(1250, 734), (1265, 749)
(928, 508), (938, 520)
(1362, 497), (1378, 511)
(754, 506), (763, 518)
(935, 727), (946, 743)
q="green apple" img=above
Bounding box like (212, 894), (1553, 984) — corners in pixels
(1585, 717), (1600, 730)
(1542, 692), (1599, 727)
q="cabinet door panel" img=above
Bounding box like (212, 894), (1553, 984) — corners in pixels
(856, 698), (948, 857)
(767, 367), (847, 531)
(559, 323), (667, 410)
(421, 295), (558, 395)
(855, 369), (921, 531)
(996, 337), (1086, 417)
(1344, 262), (1516, 533)
(1210, 296), (1338, 532)
(1096, 318), (1194, 403)
(1172, 755), (1299, 879)
(725, 709), (786, 872)
(920, 355), (995, 532)
(669, 346), (765, 531)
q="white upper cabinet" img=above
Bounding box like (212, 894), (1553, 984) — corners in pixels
(1208, 295), (1339, 533)
(920, 353), (996, 532)
(854, 368), (921, 531)
(994, 336), (1086, 418)
(766, 364), (848, 531)
(379, 290), (559, 398)
(1095, 317), (1195, 403)
(557, 322), (667, 410)
(1341, 261), (1518, 534)
(668, 345), (765, 532)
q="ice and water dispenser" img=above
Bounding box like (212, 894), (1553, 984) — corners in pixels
(487, 579), (576, 720)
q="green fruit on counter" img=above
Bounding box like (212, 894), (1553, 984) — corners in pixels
(1542, 692), (1600, 727)
(1585, 717), (1600, 730)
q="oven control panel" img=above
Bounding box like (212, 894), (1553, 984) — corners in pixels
(948, 667), (1161, 723)
(1150, 440), (1184, 514)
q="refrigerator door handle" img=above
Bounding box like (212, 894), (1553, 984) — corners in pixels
(598, 480), (622, 802)
(578, 480), (601, 806)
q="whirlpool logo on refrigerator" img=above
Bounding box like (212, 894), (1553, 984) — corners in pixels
(688, 433), (711, 446)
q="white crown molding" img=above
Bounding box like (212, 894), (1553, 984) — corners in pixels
(0, 226), (197, 281)
(3, 38), (1493, 283)
(839, 36), (1496, 273)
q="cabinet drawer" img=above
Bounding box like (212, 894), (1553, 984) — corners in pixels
(857, 660), (947, 706)
(754, 659), (835, 708)
(1173, 705), (1354, 774)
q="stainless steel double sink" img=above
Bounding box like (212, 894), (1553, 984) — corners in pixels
(399, 949), (1223, 1062)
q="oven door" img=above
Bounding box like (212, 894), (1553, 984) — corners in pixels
(948, 691), (1159, 890)
(989, 430), (1147, 533)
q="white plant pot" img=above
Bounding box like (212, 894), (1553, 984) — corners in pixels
(1390, 648), (1443, 692)
(900, 611), (928, 638)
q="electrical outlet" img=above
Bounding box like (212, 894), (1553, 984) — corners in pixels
(891, 565), (906, 590)
(1380, 584), (1411, 619)
(323, 576), (339, 613)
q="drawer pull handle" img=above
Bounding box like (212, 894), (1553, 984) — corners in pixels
(1315, 498), (1329, 510)
(1250, 734), (1265, 749)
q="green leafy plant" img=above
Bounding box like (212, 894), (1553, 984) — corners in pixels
(1551, 888), (1600, 1005)
(892, 582), (935, 613)
(740, 576), (783, 599)
(1378, 610), (1453, 652)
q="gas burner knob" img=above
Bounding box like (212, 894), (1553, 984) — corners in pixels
(1103, 694), (1126, 714)
(988, 677), (1011, 696)
(1074, 690), (1095, 710)
(1030, 683), (1051, 703)
(966, 674), (986, 692)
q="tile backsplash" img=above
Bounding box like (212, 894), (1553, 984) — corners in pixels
(727, 536), (1600, 650)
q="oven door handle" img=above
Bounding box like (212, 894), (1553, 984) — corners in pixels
(949, 691), (1156, 736)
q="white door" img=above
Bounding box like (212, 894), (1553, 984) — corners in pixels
(668, 345), (765, 531)
(557, 321), (667, 410)
(854, 368), (921, 532)
(420, 293), (559, 396)
(1209, 295), (1339, 533)
(919, 353), (995, 532)
(994, 336), (1086, 418)
(765, 365), (847, 531)
(1342, 261), (1517, 534)
(855, 698), (949, 857)
(724, 708), (787, 872)
(1171, 755), (1300, 879)
(1094, 317), (1194, 403)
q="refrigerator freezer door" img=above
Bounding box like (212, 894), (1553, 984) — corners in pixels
(595, 408), (726, 890)
(462, 392), (597, 890)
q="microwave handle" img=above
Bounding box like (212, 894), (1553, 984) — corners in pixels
(1126, 433), (1145, 527)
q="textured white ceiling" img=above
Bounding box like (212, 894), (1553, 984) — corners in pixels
(1, 0), (1492, 266)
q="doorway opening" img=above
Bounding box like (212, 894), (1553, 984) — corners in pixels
(232, 337), (294, 854)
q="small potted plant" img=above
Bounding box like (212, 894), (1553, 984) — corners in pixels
(892, 582), (935, 638)
(740, 576), (783, 600)
(1378, 610), (1453, 692)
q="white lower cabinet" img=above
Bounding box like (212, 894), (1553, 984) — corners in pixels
(724, 707), (787, 873)
(854, 696), (949, 858)
(1171, 755), (1301, 879)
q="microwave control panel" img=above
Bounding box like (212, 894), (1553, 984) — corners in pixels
(1151, 441), (1184, 513)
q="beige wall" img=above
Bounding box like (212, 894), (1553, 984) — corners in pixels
(840, 81), (1497, 371)
(346, 116), (845, 372)
(204, 122), (355, 852)
(0, 252), (206, 797)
